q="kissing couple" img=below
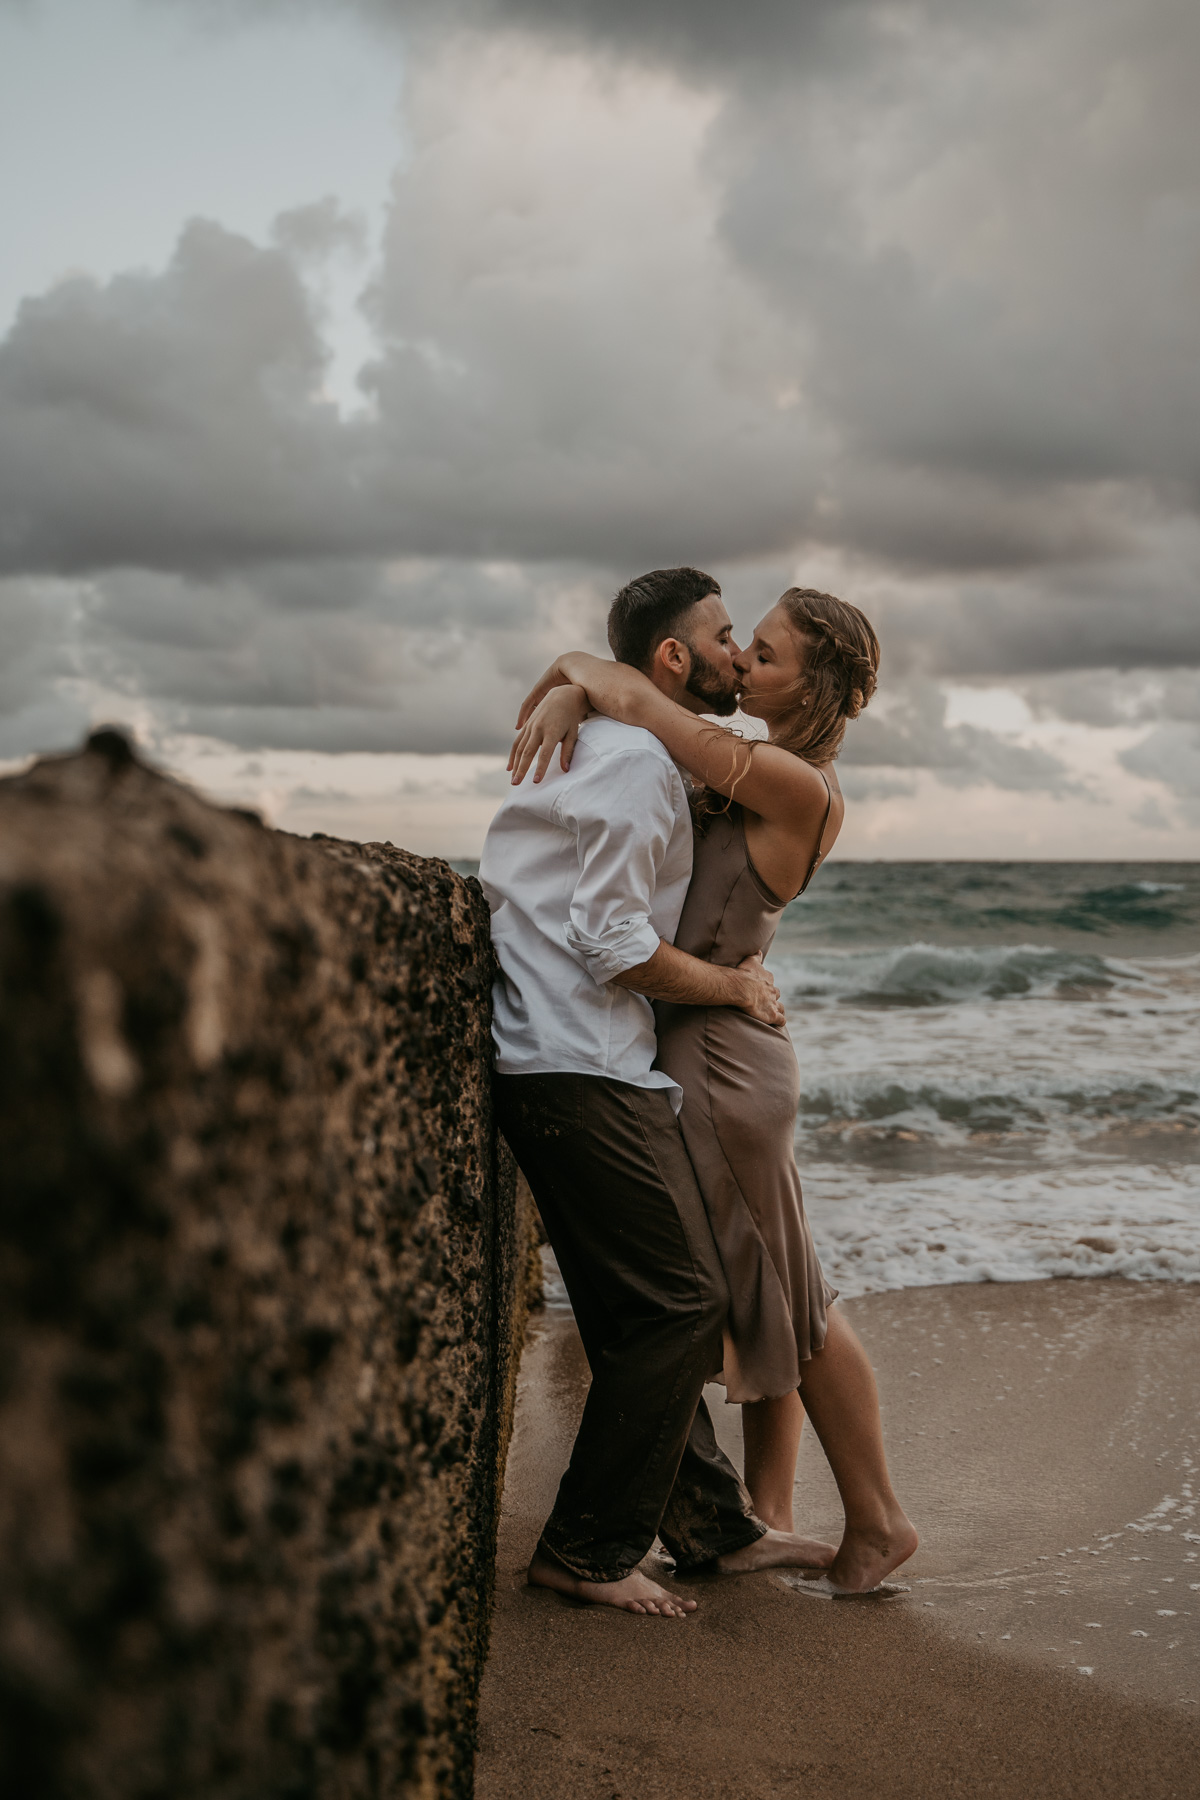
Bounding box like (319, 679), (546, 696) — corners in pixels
(479, 567), (917, 1616)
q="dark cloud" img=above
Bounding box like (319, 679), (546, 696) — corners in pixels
(3, 0), (1198, 805)
(1120, 725), (1200, 819)
(842, 682), (1080, 796)
(0, 219), (372, 575)
(176, 0), (872, 72)
(0, 577), (90, 757)
(0, 191), (822, 574)
(835, 768), (918, 803)
(270, 196), (369, 265)
(9, 0), (1193, 582)
(709, 0), (1200, 577)
(869, 522), (1200, 680)
(24, 557), (609, 755)
(1023, 668), (1200, 729)
(8, 0), (1199, 585)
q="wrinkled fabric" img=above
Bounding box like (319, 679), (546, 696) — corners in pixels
(495, 1071), (765, 1580)
(656, 804), (838, 1404)
(481, 716), (691, 1106)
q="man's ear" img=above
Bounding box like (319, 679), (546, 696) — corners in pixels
(644, 635), (691, 698)
(654, 636), (690, 678)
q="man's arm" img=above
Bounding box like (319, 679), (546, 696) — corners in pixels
(613, 942), (785, 1025)
(559, 749), (688, 982)
(558, 747), (782, 1026)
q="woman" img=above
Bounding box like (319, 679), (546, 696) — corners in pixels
(509, 587), (916, 1593)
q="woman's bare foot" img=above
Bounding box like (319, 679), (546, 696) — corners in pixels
(527, 1547), (697, 1616)
(715, 1528), (836, 1574)
(827, 1511), (918, 1593)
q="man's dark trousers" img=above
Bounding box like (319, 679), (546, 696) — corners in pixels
(495, 1069), (765, 1582)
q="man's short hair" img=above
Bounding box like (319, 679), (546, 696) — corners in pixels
(606, 567), (721, 673)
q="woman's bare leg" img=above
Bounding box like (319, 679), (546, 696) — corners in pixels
(717, 1392), (834, 1574)
(797, 1307), (918, 1592)
(742, 1391), (805, 1531)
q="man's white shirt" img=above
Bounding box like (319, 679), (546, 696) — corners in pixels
(479, 715), (693, 1106)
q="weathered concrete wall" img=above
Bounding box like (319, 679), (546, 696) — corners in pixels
(0, 730), (537, 1800)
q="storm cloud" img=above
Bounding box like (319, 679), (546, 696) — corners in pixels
(2, 0), (1198, 805)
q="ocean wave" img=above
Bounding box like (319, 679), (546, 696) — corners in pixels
(986, 881), (1192, 935)
(779, 862), (1200, 953)
(772, 941), (1138, 1008)
(796, 1073), (1200, 1137)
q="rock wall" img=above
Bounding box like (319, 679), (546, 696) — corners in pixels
(0, 731), (537, 1800)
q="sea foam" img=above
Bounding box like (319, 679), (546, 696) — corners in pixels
(802, 1162), (1200, 1298)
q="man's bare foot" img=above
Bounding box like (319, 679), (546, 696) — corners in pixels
(715, 1528), (837, 1574)
(527, 1547), (697, 1616)
(827, 1511), (919, 1594)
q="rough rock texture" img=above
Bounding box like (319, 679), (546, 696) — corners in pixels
(0, 732), (537, 1800)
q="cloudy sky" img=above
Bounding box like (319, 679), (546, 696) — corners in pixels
(2, 0), (1198, 857)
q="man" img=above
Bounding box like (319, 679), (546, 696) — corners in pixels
(480, 566), (827, 1617)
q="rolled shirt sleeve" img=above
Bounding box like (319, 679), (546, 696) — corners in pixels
(557, 749), (679, 984)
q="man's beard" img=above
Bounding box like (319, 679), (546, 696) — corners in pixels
(684, 645), (740, 717)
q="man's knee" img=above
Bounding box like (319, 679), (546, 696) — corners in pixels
(644, 1254), (727, 1346)
(688, 1262), (730, 1344)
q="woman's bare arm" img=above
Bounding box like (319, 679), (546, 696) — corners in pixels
(513, 652), (826, 829)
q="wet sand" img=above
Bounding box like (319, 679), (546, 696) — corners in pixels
(476, 1279), (1200, 1799)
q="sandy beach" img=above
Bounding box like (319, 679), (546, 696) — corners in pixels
(476, 1278), (1200, 1799)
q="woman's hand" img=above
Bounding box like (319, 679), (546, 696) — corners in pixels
(508, 684), (590, 785)
(516, 657), (576, 729)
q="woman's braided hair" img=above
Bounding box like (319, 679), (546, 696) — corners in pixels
(772, 587), (880, 765)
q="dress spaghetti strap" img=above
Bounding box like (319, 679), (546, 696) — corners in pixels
(796, 768), (834, 896)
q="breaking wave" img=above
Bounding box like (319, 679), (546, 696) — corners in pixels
(780, 862), (1200, 954)
(773, 941), (1142, 1009)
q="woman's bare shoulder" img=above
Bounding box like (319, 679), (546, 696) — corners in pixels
(739, 741), (834, 824)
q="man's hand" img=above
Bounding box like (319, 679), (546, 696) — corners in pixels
(729, 952), (785, 1026)
(613, 942), (786, 1025)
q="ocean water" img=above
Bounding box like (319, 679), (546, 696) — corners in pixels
(460, 855), (1200, 1299)
(771, 864), (1200, 1297)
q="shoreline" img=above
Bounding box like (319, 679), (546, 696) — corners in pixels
(477, 1278), (1200, 1798)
